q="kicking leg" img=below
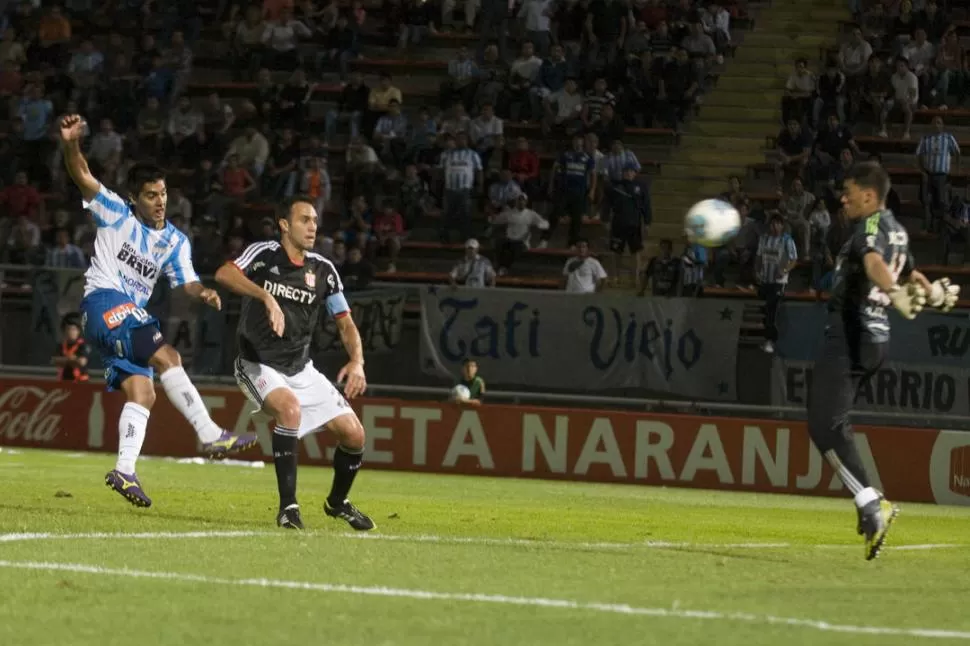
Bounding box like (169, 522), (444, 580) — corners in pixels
(104, 374), (156, 507)
(322, 413), (374, 531)
(148, 342), (257, 457)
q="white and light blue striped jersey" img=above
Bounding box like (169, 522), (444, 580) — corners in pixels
(756, 232), (798, 285)
(439, 148), (482, 191)
(82, 184), (199, 307)
(448, 58), (478, 81)
(916, 132), (961, 174)
(601, 149), (640, 182)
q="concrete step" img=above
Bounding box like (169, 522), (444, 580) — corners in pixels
(733, 46), (828, 65)
(662, 161), (749, 180)
(651, 177), (732, 196)
(718, 75), (785, 92)
(678, 134), (767, 152)
(741, 32), (834, 48)
(699, 105), (781, 122)
(722, 61), (788, 77)
(687, 119), (778, 137)
(703, 89), (784, 108)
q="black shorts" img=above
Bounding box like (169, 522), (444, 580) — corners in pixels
(557, 192), (587, 219)
(609, 223), (644, 254)
(806, 316), (887, 452)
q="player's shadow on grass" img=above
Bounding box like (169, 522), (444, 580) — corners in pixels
(655, 545), (792, 564)
(0, 502), (260, 529)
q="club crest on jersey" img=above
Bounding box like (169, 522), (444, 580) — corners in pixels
(305, 272), (316, 288)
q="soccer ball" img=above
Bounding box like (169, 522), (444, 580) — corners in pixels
(684, 199), (741, 248)
(451, 385), (471, 401)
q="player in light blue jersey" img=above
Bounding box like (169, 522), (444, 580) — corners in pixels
(59, 114), (258, 508)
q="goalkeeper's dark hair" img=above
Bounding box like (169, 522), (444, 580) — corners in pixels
(844, 161), (891, 203)
(280, 195), (317, 221)
(126, 163), (166, 197)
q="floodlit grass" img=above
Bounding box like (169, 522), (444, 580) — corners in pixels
(1, 448), (969, 645)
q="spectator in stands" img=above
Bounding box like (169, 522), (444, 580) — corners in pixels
(166, 186), (193, 223)
(478, 0), (511, 60)
(224, 125), (270, 178)
(35, 4), (72, 67)
(373, 200), (405, 272)
(221, 153), (258, 201)
(782, 58), (815, 126)
(407, 106), (438, 165)
(449, 238), (497, 288)
(542, 76), (584, 136)
(345, 135), (383, 206)
(620, 50), (660, 128)
(470, 102), (503, 171)
(608, 164), (651, 283)
(230, 5), (268, 80)
(712, 200), (759, 289)
(341, 194), (373, 251)
(931, 28), (962, 110)
(202, 92), (236, 143)
(439, 102), (471, 140)
(400, 0), (432, 49)
(531, 44), (571, 119)
(942, 187), (970, 265)
(703, 2), (731, 54)
(681, 238), (707, 297)
(276, 68), (312, 131)
(586, 0), (627, 67)
(438, 132), (482, 243)
(916, 116), (961, 233)
(810, 113), (860, 189)
(508, 137), (541, 199)
(0, 28), (27, 67)
(755, 213), (798, 354)
(249, 68), (278, 122)
(859, 2), (888, 51)
(894, 3), (919, 47)
(473, 43), (507, 110)
(135, 96), (166, 157)
(339, 245), (375, 291)
(453, 359), (486, 406)
(838, 26), (872, 90)
(324, 71), (368, 145)
(887, 56), (918, 140)
(191, 215), (227, 277)
(507, 41), (543, 121)
(862, 55), (892, 134)
(4, 215), (42, 266)
(320, 13), (357, 81)
(624, 20), (652, 57)
(773, 118), (811, 188)
(88, 118), (123, 174)
(543, 134), (595, 250)
(300, 156), (331, 219)
(807, 197), (832, 295)
(813, 59), (847, 127)
(67, 38), (103, 110)
(581, 76), (616, 130)
(441, 45), (478, 112)
(562, 239), (607, 293)
(164, 30), (194, 98)
(518, 0), (553, 56)
(373, 99), (410, 170)
(441, 0), (478, 33)
(659, 46), (699, 131)
(18, 83), (54, 183)
(365, 72), (404, 137)
(52, 314), (90, 383)
(486, 168), (522, 219)
(0, 171), (42, 222)
(329, 238), (348, 268)
(0, 59), (23, 99)
(639, 238), (680, 296)
(777, 177), (813, 260)
(399, 163), (430, 230)
(165, 96), (203, 163)
(588, 103), (625, 152)
(681, 21), (718, 76)
(262, 6), (311, 70)
(902, 27), (936, 103)
(46, 227), (85, 269)
(265, 127), (300, 199)
(134, 34), (161, 76)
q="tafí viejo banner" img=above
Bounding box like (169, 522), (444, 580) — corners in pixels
(418, 287), (742, 399)
(771, 358), (970, 417)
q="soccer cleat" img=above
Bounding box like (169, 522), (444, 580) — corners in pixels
(859, 497), (899, 561)
(324, 499), (376, 531)
(277, 504), (304, 530)
(202, 430), (259, 459)
(104, 470), (152, 508)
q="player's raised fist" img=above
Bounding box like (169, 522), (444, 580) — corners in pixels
(59, 114), (86, 142)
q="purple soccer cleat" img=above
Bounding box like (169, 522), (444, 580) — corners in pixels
(104, 470), (152, 508)
(202, 430), (259, 460)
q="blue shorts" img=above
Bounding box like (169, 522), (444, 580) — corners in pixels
(80, 289), (161, 391)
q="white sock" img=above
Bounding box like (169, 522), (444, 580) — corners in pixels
(116, 403), (150, 474)
(854, 487), (880, 509)
(159, 366), (223, 443)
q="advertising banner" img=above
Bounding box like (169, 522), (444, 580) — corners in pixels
(419, 287), (742, 399)
(777, 301), (970, 367)
(2, 377), (968, 506)
(771, 358), (970, 416)
(314, 289), (407, 355)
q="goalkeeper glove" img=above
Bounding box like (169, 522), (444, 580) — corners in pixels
(927, 277), (960, 312)
(888, 283), (926, 320)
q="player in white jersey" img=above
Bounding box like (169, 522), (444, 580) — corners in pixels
(59, 114), (258, 508)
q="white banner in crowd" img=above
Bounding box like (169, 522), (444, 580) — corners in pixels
(419, 287), (742, 399)
(771, 359), (970, 416)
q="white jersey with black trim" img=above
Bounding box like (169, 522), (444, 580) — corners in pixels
(82, 184), (199, 307)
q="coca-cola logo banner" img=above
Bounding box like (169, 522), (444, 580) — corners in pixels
(0, 377), (967, 506)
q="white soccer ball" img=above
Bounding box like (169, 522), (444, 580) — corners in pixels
(684, 198), (741, 248)
(451, 384), (471, 401)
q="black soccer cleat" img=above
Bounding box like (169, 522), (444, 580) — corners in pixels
(277, 503), (304, 530)
(324, 499), (376, 531)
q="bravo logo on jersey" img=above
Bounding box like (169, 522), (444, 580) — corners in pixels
(263, 281), (317, 304)
(116, 242), (159, 280)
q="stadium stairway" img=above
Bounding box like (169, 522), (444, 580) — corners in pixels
(651, 0), (851, 242)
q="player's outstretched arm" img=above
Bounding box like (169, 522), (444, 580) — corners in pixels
(214, 260), (285, 336)
(58, 115), (100, 202)
(863, 252), (926, 319)
(909, 269), (961, 312)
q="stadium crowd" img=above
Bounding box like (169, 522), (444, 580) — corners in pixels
(0, 0), (751, 295)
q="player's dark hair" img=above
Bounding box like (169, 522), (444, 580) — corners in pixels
(126, 163), (166, 197)
(280, 194), (316, 221)
(844, 162), (891, 202)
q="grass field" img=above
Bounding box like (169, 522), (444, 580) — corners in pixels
(2, 448), (970, 646)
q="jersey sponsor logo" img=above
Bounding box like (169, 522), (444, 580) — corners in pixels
(116, 242), (159, 281)
(120, 272), (152, 297)
(269, 266), (280, 275)
(263, 280), (317, 304)
(102, 303), (150, 329)
(305, 272), (316, 288)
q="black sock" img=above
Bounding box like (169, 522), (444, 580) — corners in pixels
(273, 425), (299, 509)
(328, 445), (363, 507)
(824, 438), (871, 495)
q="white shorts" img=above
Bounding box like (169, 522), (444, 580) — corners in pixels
(233, 357), (353, 437)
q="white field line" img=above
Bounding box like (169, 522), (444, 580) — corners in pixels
(0, 530), (966, 553)
(0, 559), (967, 641)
